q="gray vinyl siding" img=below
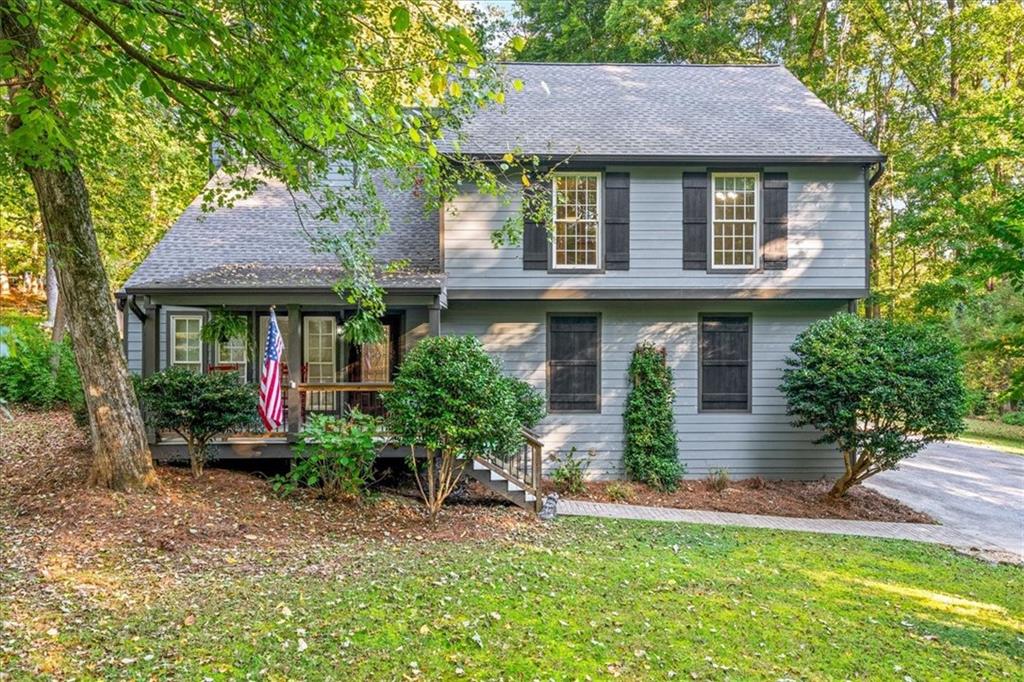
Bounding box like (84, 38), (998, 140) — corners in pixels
(442, 299), (845, 479)
(443, 165), (866, 293)
(125, 310), (143, 374)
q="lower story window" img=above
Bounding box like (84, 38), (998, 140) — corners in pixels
(700, 314), (751, 411)
(170, 315), (203, 372)
(216, 335), (247, 381)
(548, 314), (600, 412)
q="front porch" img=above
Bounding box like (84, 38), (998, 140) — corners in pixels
(122, 289), (544, 510)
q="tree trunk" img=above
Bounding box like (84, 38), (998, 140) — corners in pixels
(27, 166), (158, 490)
(2, 3), (157, 491)
(45, 252), (58, 328)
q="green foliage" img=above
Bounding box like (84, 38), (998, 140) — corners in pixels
(781, 314), (967, 495)
(137, 368), (258, 476)
(549, 447), (593, 496)
(383, 336), (543, 459)
(1002, 412), (1024, 427)
(273, 412), (380, 501)
(382, 335), (544, 519)
(201, 309), (249, 346)
(622, 342), (682, 491)
(0, 313), (82, 410)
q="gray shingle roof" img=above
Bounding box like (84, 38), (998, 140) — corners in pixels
(123, 173), (442, 292)
(445, 63), (883, 162)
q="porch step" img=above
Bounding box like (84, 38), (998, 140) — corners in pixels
(464, 457), (539, 512)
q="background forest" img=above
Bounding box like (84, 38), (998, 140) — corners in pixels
(2, 0), (1021, 415)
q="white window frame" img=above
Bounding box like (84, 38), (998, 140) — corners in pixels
(551, 171), (603, 270)
(303, 316), (338, 410)
(170, 314), (204, 372)
(710, 172), (761, 270)
(215, 334), (248, 382)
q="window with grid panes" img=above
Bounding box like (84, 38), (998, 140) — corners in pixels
(552, 173), (601, 268)
(711, 173), (759, 269)
(171, 316), (203, 372)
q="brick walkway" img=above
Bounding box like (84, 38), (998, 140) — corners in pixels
(557, 499), (1001, 552)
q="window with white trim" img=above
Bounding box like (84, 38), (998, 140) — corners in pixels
(711, 173), (759, 269)
(171, 315), (203, 372)
(304, 316), (337, 411)
(216, 335), (247, 381)
(552, 172), (601, 269)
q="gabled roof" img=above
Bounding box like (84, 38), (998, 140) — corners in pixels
(123, 173), (442, 294)
(445, 63), (883, 163)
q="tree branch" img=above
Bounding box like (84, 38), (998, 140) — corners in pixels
(59, 0), (248, 95)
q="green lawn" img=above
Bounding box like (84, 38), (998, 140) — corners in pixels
(2, 517), (1020, 680)
(960, 417), (1024, 455)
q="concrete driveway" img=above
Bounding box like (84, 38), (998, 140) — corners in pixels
(865, 441), (1024, 559)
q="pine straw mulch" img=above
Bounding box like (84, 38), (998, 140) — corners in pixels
(547, 477), (935, 524)
(0, 408), (543, 588)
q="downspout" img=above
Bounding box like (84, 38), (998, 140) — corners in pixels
(860, 161), (887, 315)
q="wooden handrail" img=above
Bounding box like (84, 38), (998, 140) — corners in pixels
(296, 382), (394, 392)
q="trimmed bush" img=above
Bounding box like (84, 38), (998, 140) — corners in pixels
(781, 313), (966, 498)
(622, 342), (683, 491)
(382, 335), (545, 521)
(137, 367), (259, 477)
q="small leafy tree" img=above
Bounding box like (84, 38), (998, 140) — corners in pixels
(382, 336), (545, 521)
(137, 368), (258, 477)
(781, 313), (967, 498)
(273, 411), (380, 501)
(623, 342), (683, 490)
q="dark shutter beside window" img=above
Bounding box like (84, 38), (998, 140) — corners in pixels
(761, 172), (789, 269)
(522, 184), (548, 270)
(604, 172), (630, 270)
(682, 172), (708, 270)
(548, 315), (600, 412)
(700, 315), (751, 411)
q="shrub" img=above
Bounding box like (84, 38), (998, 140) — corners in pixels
(549, 447), (593, 496)
(623, 342), (683, 491)
(604, 481), (636, 503)
(273, 411), (380, 501)
(781, 313), (966, 498)
(382, 335), (545, 521)
(1001, 412), (1024, 427)
(705, 468), (730, 492)
(137, 367), (259, 477)
(0, 314), (82, 409)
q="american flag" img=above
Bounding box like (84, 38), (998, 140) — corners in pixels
(258, 309), (285, 431)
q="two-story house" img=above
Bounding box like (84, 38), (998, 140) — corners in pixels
(120, 63), (884, 506)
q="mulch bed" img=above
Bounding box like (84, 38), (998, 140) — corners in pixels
(0, 408), (542, 581)
(545, 478), (935, 524)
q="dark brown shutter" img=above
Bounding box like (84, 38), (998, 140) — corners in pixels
(604, 172), (630, 270)
(548, 315), (599, 412)
(522, 183), (548, 270)
(762, 172), (789, 270)
(700, 315), (750, 411)
(682, 172), (708, 270)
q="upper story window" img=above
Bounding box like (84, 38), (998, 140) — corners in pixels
(712, 173), (759, 269)
(171, 315), (203, 372)
(552, 172), (602, 269)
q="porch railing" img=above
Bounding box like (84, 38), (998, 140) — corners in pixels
(296, 382), (393, 421)
(475, 428), (544, 512)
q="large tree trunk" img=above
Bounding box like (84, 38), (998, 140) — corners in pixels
(27, 165), (157, 491)
(2, 3), (157, 491)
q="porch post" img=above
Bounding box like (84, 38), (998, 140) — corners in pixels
(285, 304), (303, 441)
(428, 297), (441, 337)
